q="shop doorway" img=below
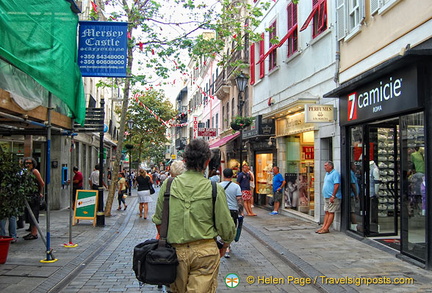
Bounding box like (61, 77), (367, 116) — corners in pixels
(349, 112), (426, 261)
(349, 120), (399, 237)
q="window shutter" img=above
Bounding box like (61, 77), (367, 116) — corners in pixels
(336, 0), (346, 41)
(249, 43), (256, 85)
(300, 4), (318, 31)
(259, 33), (265, 78)
(370, 0), (380, 15)
(360, 0), (365, 24)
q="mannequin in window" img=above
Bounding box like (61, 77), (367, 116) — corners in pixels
(370, 160), (380, 224)
(411, 147), (425, 174)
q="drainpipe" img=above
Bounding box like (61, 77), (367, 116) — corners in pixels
(334, 39), (340, 85)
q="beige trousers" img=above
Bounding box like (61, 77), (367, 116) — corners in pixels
(170, 239), (220, 293)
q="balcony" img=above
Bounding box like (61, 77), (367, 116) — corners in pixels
(214, 70), (230, 99)
(226, 49), (248, 79)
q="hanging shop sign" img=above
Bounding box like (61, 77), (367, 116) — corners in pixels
(243, 115), (275, 139)
(339, 66), (421, 125)
(193, 116), (198, 139)
(198, 128), (217, 137)
(78, 21), (128, 77)
(304, 104), (335, 123)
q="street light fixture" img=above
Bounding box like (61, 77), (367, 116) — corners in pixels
(236, 72), (248, 93)
(127, 119), (134, 196)
(235, 72), (249, 168)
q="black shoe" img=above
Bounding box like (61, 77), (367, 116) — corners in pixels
(25, 228), (31, 232)
(23, 234), (38, 240)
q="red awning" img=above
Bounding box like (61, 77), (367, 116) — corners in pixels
(209, 132), (240, 149)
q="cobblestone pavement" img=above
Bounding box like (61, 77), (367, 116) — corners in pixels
(1, 187), (432, 292)
(59, 196), (319, 293)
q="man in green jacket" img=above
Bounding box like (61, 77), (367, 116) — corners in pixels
(153, 139), (235, 293)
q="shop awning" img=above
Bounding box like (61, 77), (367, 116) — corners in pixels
(209, 132), (240, 149)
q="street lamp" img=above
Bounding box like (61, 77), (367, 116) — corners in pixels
(127, 119), (134, 196)
(235, 72), (249, 167)
(96, 98), (105, 227)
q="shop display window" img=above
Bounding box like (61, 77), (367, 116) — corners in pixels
(285, 134), (314, 215)
(255, 153), (273, 196)
(401, 112), (426, 261)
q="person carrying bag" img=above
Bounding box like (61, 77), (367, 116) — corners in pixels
(132, 177), (178, 286)
(151, 139), (235, 293)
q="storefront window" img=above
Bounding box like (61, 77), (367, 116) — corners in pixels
(255, 153), (273, 205)
(401, 112), (425, 261)
(285, 134), (314, 215)
(349, 126), (363, 232)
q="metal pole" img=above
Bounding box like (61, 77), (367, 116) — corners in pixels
(128, 138), (132, 196)
(96, 98), (105, 226)
(41, 92), (56, 262)
(64, 133), (77, 247)
(239, 91), (243, 167)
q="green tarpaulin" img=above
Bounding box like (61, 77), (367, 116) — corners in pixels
(0, 0), (85, 124)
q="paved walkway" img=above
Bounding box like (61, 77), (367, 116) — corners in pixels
(0, 189), (431, 292)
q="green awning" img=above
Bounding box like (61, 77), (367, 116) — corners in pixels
(0, 0), (85, 124)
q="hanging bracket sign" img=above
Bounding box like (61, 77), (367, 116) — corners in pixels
(304, 104), (335, 123)
(78, 21), (128, 77)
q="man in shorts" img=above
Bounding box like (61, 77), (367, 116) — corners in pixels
(270, 166), (285, 215)
(316, 161), (342, 234)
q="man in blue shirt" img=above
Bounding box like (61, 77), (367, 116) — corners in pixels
(317, 161), (341, 234)
(270, 166), (286, 215)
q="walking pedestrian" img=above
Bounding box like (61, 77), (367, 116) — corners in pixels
(117, 172), (128, 211)
(88, 164), (107, 190)
(152, 139), (235, 293)
(209, 169), (220, 183)
(316, 161), (341, 234)
(270, 166), (286, 215)
(135, 169), (153, 219)
(219, 168), (243, 258)
(237, 164), (256, 216)
(169, 160), (186, 178)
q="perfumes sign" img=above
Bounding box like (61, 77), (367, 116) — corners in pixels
(305, 104), (335, 123)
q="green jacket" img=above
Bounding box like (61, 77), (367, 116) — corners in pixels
(152, 170), (235, 244)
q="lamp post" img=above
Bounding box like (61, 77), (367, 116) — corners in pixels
(96, 98), (105, 227)
(127, 119), (134, 196)
(235, 72), (249, 167)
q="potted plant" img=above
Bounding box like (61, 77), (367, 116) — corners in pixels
(230, 116), (255, 131)
(0, 152), (39, 263)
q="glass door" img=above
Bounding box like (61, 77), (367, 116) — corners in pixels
(348, 121), (399, 237)
(348, 126), (364, 232)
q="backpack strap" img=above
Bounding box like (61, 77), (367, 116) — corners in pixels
(211, 181), (217, 229)
(160, 177), (174, 242)
(223, 181), (232, 190)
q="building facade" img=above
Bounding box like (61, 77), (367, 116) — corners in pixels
(250, 0), (340, 224)
(325, 0), (432, 268)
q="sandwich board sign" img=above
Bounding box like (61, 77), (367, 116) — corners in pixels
(73, 190), (98, 226)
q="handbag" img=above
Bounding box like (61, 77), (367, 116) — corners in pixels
(149, 184), (155, 195)
(133, 178), (178, 286)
